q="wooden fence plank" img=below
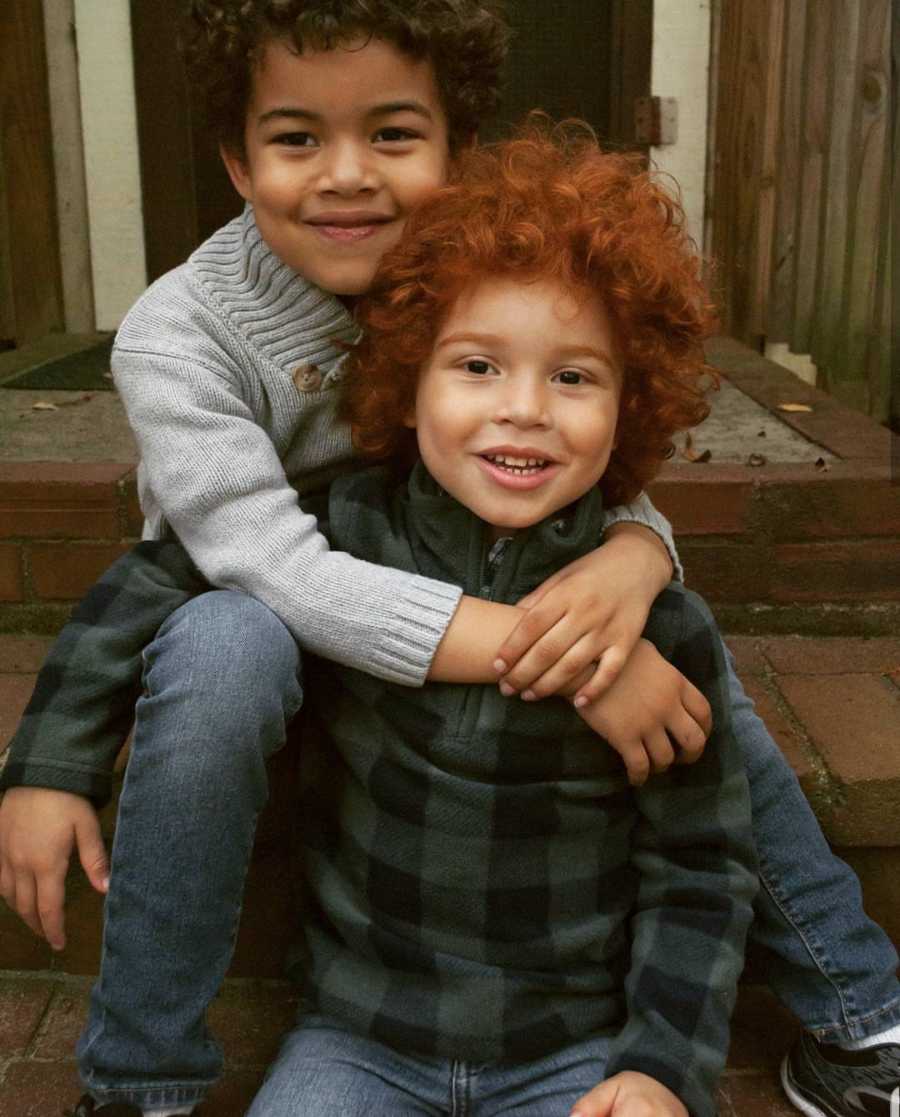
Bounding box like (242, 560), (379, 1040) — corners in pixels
(790, 0), (830, 353)
(811, 0), (861, 374)
(0, 0), (64, 344)
(836, 0), (890, 413)
(709, 0), (774, 344)
(755, 0), (785, 339)
(768, 0), (807, 342)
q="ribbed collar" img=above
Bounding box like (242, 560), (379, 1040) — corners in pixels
(188, 204), (359, 378)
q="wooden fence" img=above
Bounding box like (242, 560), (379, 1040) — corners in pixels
(707, 0), (893, 423)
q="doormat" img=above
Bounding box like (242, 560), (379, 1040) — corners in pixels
(2, 337), (115, 391)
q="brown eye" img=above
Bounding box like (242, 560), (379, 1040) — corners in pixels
(465, 360), (492, 375)
(557, 369), (583, 385)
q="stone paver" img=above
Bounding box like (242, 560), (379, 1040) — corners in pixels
(0, 977), (54, 1055)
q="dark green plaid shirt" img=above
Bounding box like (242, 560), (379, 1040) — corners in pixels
(1, 461), (756, 1115)
(298, 463), (757, 1117)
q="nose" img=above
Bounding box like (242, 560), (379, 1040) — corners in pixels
(317, 139), (378, 196)
(494, 375), (551, 428)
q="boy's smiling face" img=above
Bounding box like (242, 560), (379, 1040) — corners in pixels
(408, 276), (623, 540)
(221, 36), (451, 295)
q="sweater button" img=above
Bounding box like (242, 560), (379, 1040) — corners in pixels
(293, 363), (322, 391)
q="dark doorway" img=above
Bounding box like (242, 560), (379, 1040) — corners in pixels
(489, 0), (651, 146)
(132, 1), (652, 284)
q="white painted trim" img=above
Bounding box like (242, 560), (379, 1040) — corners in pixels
(72, 0), (147, 330)
(42, 0), (95, 334)
(650, 0), (712, 251)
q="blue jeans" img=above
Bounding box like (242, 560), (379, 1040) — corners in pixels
(76, 591), (303, 1111)
(76, 595), (899, 1108)
(246, 1013), (613, 1116)
(726, 647), (900, 1041)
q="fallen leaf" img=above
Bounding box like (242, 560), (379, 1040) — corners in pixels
(757, 429), (767, 437)
(747, 452), (767, 467)
(777, 402), (813, 413)
(680, 432), (712, 463)
(815, 457), (830, 472)
(32, 401), (58, 411)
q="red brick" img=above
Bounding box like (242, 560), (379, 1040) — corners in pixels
(0, 904), (54, 971)
(30, 989), (89, 1060)
(0, 543), (24, 602)
(648, 467), (754, 535)
(717, 1071), (798, 1116)
(208, 981), (299, 1067)
(0, 461), (132, 501)
(0, 673), (36, 751)
(760, 472), (900, 541)
(678, 541), (770, 602)
(839, 846), (900, 950)
(204, 1068), (268, 1116)
(0, 635), (54, 672)
(740, 677), (817, 789)
(0, 1060), (81, 1117)
(0, 978), (54, 1055)
(759, 636), (900, 677)
(723, 635), (768, 676)
(727, 985), (799, 1071)
(771, 540), (900, 603)
(29, 542), (130, 601)
(121, 472), (144, 536)
(776, 674), (900, 845)
(0, 507), (121, 540)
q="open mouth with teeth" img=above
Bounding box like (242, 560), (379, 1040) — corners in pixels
(481, 454), (550, 476)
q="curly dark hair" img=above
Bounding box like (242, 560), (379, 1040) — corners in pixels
(184, 0), (509, 154)
(342, 118), (719, 507)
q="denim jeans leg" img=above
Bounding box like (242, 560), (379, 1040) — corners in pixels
(246, 1014), (449, 1116)
(727, 644), (900, 1042)
(76, 590), (304, 1111)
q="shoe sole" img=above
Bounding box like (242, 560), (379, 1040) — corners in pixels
(780, 1055), (844, 1117)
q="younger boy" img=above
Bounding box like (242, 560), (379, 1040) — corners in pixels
(247, 122), (759, 1116)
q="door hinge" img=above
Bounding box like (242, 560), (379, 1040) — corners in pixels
(634, 97), (678, 145)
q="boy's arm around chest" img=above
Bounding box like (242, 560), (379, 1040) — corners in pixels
(605, 584), (758, 1117)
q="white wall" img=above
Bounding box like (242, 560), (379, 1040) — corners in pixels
(72, 0), (147, 330)
(650, 0), (712, 251)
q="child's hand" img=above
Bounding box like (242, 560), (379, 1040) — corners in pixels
(571, 1071), (689, 1117)
(575, 639), (710, 786)
(495, 526), (672, 704)
(0, 787), (108, 951)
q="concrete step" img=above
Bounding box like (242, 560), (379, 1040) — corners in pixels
(0, 973), (801, 1116)
(1, 337), (898, 636)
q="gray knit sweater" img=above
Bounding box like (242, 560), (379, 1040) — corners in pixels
(112, 206), (679, 687)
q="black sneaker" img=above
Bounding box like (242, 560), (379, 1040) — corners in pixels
(66, 1098), (143, 1117)
(781, 1032), (900, 1116)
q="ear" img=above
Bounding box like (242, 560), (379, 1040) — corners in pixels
(220, 143), (253, 202)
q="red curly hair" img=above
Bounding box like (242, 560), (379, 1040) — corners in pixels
(341, 117), (718, 506)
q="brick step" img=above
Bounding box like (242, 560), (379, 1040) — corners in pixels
(0, 973), (800, 1116)
(1, 338), (899, 634)
(2, 633), (898, 979)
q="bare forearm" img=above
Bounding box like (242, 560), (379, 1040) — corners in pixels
(427, 596), (525, 682)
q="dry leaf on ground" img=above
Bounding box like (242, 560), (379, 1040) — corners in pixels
(680, 432), (712, 463)
(777, 402), (813, 413)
